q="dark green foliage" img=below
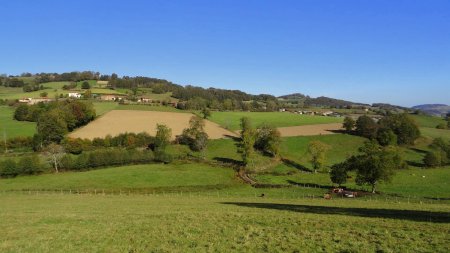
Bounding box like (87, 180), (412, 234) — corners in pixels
(376, 128), (397, 146)
(17, 155), (44, 175)
(37, 110), (68, 143)
(60, 149), (155, 171)
(378, 114), (420, 145)
(343, 116), (355, 132)
(14, 104), (29, 121)
(0, 159), (19, 178)
(355, 115), (378, 139)
(81, 81), (90, 89)
(339, 141), (405, 193)
(254, 123), (281, 157)
(0, 156), (45, 178)
(436, 123), (447, 129)
(423, 151), (442, 168)
(330, 162), (348, 186)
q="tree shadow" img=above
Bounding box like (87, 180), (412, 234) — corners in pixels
(221, 202), (450, 223)
(223, 134), (240, 141)
(213, 157), (243, 167)
(409, 147), (428, 154)
(406, 160), (425, 168)
(281, 158), (312, 172)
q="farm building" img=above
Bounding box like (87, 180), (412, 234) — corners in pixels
(18, 97), (53, 105)
(68, 92), (82, 98)
(99, 94), (126, 101)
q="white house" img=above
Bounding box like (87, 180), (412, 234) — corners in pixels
(68, 93), (82, 98)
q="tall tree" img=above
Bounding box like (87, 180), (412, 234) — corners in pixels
(239, 117), (256, 166)
(355, 115), (378, 139)
(343, 116), (355, 132)
(45, 143), (65, 173)
(37, 110), (68, 144)
(307, 140), (330, 173)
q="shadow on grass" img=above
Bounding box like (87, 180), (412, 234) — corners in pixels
(281, 158), (312, 172)
(213, 157), (243, 167)
(406, 160), (425, 168)
(409, 147), (428, 154)
(221, 202), (450, 223)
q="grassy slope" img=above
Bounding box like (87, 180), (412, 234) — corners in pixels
(411, 114), (446, 128)
(0, 194), (448, 252)
(0, 106), (36, 138)
(0, 163), (239, 192)
(115, 104), (184, 112)
(0, 81), (71, 99)
(92, 101), (119, 116)
(209, 111), (343, 130)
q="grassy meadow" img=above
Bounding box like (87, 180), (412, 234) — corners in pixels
(0, 106), (36, 138)
(209, 111), (343, 130)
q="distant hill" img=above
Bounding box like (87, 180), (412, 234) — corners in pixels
(279, 93), (370, 108)
(412, 104), (450, 116)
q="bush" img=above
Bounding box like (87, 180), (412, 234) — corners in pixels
(0, 159), (19, 178)
(423, 151), (442, 167)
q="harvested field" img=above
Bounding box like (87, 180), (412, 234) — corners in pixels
(69, 110), (237, 140)
(277, 123), (343, 137)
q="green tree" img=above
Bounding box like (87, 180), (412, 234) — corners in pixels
(376, 128), (397, 146)
(348, 141), (402, 193)
(255, 123), (281, 157)
(40, 91), (48, 97)
(154, 124), (171, 152)
(307, 140), (330, 173)
(239, 117), (256, 166)
(37, 110), (68, 144)
(330, 162), (348, 187)
(14, 104), (29, 121)
(355, 115), (378, 139)
(201, 108), (211, 119)
(378, 114), (420, 145)
(81, 81), (90, 89)
(179, 116), (209, 152)
(423, 151), (441, 167)
(343, 116), (355, 132)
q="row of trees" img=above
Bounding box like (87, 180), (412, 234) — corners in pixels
(343, 114), (420, 146)
(13, 100), (96, 145)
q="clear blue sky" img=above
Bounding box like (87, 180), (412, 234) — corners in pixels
(0, 0), (449, 107)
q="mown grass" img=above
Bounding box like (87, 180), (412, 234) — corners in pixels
(0, 106), (36, 138)
(0, 193), (448, 252)
(209, 111), (343, 130)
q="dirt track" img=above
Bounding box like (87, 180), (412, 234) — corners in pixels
(277, 123), (343, 137)
(69, 110), (238, 140)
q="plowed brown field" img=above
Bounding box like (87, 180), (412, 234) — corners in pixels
(69, 110), (238, 140)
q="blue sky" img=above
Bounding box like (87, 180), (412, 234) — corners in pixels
(0, 0), (449, 106)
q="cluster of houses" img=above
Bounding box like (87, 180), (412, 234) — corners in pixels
(278, 108), (342, 117)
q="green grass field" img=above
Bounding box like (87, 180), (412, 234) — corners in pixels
(209, 111), (343, 130)
(420, 127), (450, 140)
(92, 101), (119, 116)
(0, 191), (448, 252)
(0, 106), (36, 138)
(411, 114), (447, 128)
(115, 104), (184, 112)
(0, 82), (72, 100)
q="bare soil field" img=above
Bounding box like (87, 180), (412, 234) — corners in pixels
(277, 123), (343, 137)
(69, 110), (237, 140)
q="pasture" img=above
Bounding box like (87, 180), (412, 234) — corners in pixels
(209, 111), (343, 130)
(69, 110), (237, 139)
(0, 106), (36, 138)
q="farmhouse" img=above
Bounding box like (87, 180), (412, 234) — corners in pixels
(68, 92), (82, 98)
(18, 97), (53, 105)
(99, 94), (126, 101)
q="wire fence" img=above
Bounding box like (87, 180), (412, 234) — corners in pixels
(0, 188), (447, 205)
